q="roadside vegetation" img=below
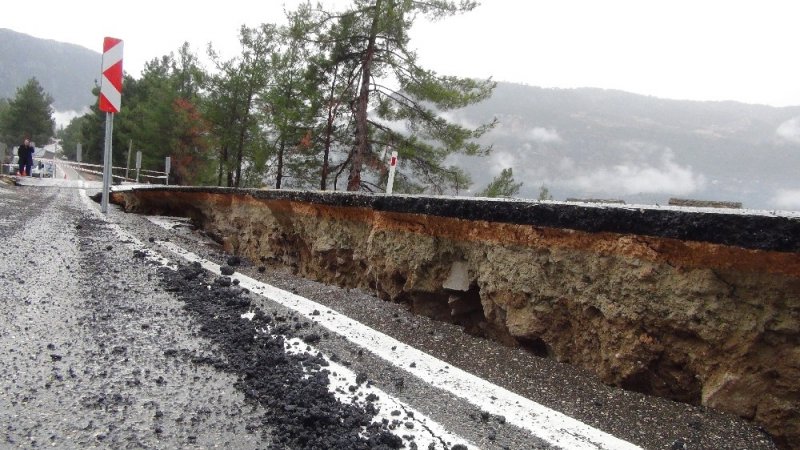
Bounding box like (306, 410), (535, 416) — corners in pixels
(0, 78), (55, 149)
(3, 1), (500, 193)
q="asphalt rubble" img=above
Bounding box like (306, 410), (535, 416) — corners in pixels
(157, 254), (471, 450)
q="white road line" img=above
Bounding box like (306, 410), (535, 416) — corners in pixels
(78, 197), (474, 448)
(154, 237), (641, 450)
(280, 332), (475, 449)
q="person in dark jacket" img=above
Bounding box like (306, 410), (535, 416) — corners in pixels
(17, 138), (34, 176)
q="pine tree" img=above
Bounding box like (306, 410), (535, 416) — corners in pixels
(538, 185), (553, 201)
(0, 77), (55, 146)
(477, 168), (522, 198)
(57, 115), (89, 161)
(304, 0), (496, 193)
(262, 15), (323, 189)
(204, 26), (275, 187)
(124, 46), (212, 185)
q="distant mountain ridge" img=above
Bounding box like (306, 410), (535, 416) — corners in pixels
(0, 28), (99, 111)
(448, 83), (800, 210)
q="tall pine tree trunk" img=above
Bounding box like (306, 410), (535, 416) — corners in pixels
(320, 72), (340, 191)
(218, 146), (227, 186)
(276, 137), (285, 189)
(347, 0), (382, 191)
(321, 114), (333, 190)
(234, 91), (254, 188)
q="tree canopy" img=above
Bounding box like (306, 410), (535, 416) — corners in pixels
(0, 77), (55, 147)
(315, 0), (497, 193)
(56, 0), (496, 193)
(477, 168), (522, 198)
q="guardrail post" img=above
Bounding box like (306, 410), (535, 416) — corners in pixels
(135, 150), (141, 183)
(125, 139), (132, 181)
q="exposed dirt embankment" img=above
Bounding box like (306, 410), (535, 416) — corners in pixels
(112, 187), (800, 449)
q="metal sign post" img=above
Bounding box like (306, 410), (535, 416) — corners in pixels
(164, 156), (171, 185)
(98, 36), (123, 214)
(76, 143), (82, 163)
(101, 113), (114, 212)
(386, 151), (398, 195)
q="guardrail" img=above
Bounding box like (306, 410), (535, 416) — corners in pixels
(56, 160), (169, 184)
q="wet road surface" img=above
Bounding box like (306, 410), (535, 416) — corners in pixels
(0, 177), (778, 449)
(0, 181), (265, 448)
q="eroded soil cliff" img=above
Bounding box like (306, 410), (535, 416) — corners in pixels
(112, 187), (800, 449)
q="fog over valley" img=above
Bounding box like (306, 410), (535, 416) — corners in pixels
(446, 84), (800, 210)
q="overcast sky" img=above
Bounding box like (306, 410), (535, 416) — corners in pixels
(2, 0), (799, 107)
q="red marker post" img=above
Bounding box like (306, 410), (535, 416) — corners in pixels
(99, 37), (123, 213)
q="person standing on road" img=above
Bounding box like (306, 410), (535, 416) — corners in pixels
(17, 138), (34, 177)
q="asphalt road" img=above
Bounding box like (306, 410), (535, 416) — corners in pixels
(0, 177), (778, 450)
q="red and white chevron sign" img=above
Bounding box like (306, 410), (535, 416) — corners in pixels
(99, 37), (123, 113)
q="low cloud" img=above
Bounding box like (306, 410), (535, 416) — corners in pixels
(557, 157), (576, 172)
(570, 150), (705, 196)
(488, 150), (518, 173)
(489, 117), (562, 144)
(527, 127), (561, 143)
(770, 189), (800, 210)
(438, 110), (480, 130)
(776, 117), (800, 143)
(54, 108), (89, 129)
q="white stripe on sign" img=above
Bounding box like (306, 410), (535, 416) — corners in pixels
(100, 74), (122, 110)
(154, 239), (641, 450)
(102, 41), (123, 71)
